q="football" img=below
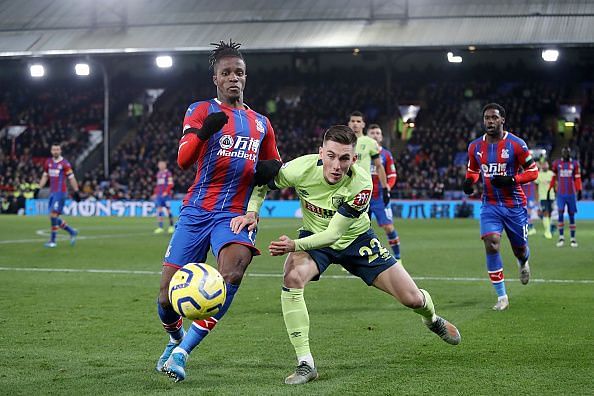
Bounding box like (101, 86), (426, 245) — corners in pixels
(168, 263), (227, 320)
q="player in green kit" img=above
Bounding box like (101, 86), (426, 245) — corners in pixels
(535, 160), (555, 239)
(348, 111), (391, 205)
(231, 125), (460, 385)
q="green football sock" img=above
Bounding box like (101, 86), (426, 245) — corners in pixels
(543, 217), (551, 233)
(414, 289), (436, 324)
(281, 287), (311, 359)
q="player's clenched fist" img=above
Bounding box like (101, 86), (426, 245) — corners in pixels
(269, 235), (296, 256)
(462, 178), (474, 195)
(186, 111), (229, 140)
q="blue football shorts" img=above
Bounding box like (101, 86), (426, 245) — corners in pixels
(369, 198), (393, 226)
(48, 192), (66, 215)
(163, 205), (259, 268)
(557, 194), (578, 214)
(155, 195), (171, 208)
(480, 204), (528, 247)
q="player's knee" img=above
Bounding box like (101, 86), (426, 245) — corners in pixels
(484, 238), (499, 253)
(283, 268), (306, 288)
(401, 290), (424, 309)
(219, 258), (249, 284)
(218, 245), (252, 283)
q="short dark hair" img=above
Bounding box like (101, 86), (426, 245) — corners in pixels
(349, 111), (365, 121)
(482, 103), (506, 118)
(51, 143), (61, 148)
(323, 125), (357, 147)
(368, 123), (381, 130)
(209, 39), (244, 70)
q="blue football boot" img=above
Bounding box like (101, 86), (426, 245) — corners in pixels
(164, 351), (188, 382)
(156, 330), (185, 373)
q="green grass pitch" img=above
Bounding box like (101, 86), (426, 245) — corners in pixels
(1, 215), (593, 395)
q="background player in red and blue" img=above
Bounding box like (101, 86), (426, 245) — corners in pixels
(550, 147), (582, 248)
(153, 160), (175, 234)
(521, 180), (537, 236)
(367, 124), (400, 259)
(38, 143), (80, 248)
(463, 103), (539, 311)
(156, 40), (282, 382)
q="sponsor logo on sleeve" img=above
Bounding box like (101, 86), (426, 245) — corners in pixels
(353, 189), (371, 208)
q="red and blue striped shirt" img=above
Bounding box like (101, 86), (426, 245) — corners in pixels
(551, 159), (581, 196)
(371, 147), (397, 200)
(43, 157), (73, 193)
(154, 170), (173, 196)
(521, 181), (536, 201)
(467, 132), (538, 208)
(177, 99), (281, 213)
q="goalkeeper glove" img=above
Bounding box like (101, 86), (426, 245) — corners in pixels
(185, 111), (229, 140)
(546, 189), (552, 201)
(463, 178), (474, 195)
(382, 188), (391, 206)
(254, 160), (282, 186)
(577, 190), (582, 201)
(491, 175), (515, 188)
(72, 191), (81, 202)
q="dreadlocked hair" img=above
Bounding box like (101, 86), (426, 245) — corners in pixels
(209, 39), (243, 70)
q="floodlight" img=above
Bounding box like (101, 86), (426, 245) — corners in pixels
(75, 63), (90, 76)
(156, 55), (173, 68)
(447, 52), (462, 63)
(542, 49), (559, 62)
(30, 64), (45, 77)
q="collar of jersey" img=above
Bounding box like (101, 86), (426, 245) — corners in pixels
(214, 98), (250, 111)
(51, 156), (64, 163)
(482, 131), (508, 142)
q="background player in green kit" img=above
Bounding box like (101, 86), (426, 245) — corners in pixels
(348, 111), (391, 205)
(535, 160), (555, 239)
(231, 125), (460, 385)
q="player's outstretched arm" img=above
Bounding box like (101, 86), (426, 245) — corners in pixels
(279, 212), (356, 254)
(269, 235), (296, 256)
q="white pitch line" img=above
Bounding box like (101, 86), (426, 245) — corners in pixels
(0, 267), (592, 284)
(0, 232), (154, 244)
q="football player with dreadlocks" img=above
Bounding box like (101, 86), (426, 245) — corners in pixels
(155, 40), (282, 382)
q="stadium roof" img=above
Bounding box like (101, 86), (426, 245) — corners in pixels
(1, 0), (594, 57)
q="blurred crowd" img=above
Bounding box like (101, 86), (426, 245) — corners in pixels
(0, 80), (138, 211)
(1, 66), (593, 211)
